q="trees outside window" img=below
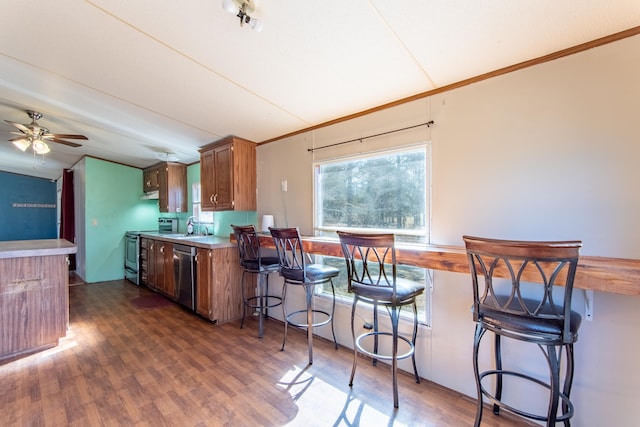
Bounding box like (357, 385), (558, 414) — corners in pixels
(313, 145), (432, 324)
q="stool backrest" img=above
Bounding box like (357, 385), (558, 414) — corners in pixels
(269, 227), (307, 282)
(463, 235), (582, 343)
(337, 231), (397, 295)
(231, 224), (262, 267)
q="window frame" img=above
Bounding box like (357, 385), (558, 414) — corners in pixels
(311, 142), (433, 325)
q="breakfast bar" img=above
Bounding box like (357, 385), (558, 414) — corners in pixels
(0, 239), (77, 361)
(254, 234), (640, 296)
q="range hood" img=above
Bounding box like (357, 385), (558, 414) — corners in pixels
(140, 190), (159, 200)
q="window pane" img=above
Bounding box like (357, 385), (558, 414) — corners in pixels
(315, 147), (428, 244)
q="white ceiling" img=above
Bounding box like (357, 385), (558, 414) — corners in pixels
(1, 0), (639, 180)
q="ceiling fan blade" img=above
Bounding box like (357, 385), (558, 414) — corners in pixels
(50, 137), (82, 147)
(43, 133), (88, 140)
(4, 120), (31, 134)
(8, 136), (29, 143)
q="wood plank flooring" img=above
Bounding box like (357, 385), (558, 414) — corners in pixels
(0, 280), (534, 426)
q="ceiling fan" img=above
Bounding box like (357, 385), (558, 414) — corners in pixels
(4, 110), (87, 154)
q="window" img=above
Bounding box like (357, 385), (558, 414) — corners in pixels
(313, 144), (432, 324)
(192, 183), (214, 223)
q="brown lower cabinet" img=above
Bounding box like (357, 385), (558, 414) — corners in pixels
(0, 253), (70, 361)
(144, 238), (175, 299)
(195, 246), (251, 324)
(141, 237), (249, 324)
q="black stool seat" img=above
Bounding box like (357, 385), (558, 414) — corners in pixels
(479, 296), (582, 342)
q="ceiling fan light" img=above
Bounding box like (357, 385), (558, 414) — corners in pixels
(12, 139), (31, 152)
(248, 17), (263, 32)
(222, 0), (238, 14)
(33, 139), (51, 155)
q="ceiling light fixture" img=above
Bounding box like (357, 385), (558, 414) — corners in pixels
(222, 0), (263, 32)
(11, 136), (51, 155)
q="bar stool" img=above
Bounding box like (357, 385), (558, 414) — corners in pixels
(463, 235), (582, 427)
(269, 227), (339, 365)
(337, 231), (425, 408)
(231, 225), (282, 338)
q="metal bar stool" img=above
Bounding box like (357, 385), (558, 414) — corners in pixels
(337, 231), (425, 408)
(463, 235), (582, 426)
(231, 225), (282, 338)
(269, 227), (339, 365)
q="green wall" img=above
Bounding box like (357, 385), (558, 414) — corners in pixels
(84, 157), (158, 282)
(82, 160), (256, 283)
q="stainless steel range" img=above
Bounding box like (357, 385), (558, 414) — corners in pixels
(124, 231), (143, 285)
(125, 218), (179, 285)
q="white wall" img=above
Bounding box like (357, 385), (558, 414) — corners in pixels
(256, 34), (640, 426)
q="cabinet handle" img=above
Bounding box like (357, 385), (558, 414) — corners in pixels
(160, 246), (164, 253)
(213, 194), (218, 204)
(209, 194), (214, 204)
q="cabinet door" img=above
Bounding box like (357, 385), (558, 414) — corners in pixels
(200, 149), (216, 210)
(143, 166), (160, 193)
(195, 248), (213, 320)
(147, 240), (158, 290)
(158, 165), (169, 212)
(212, 144), (234, 211)
(162, 242), (175, 298)
(210, 247), (245, 324)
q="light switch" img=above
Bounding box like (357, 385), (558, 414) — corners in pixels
(281, 179), (288, 192)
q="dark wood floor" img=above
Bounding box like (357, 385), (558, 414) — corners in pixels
(0, 280), (534, 426)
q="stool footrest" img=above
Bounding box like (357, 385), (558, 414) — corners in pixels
(286, 309), (332, 329)
(355, 331), (415, 361)
(245, 295), (283, 310)
(478, 369), (574, 422)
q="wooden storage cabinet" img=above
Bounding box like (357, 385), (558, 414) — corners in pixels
(0, 254), (70, 360)
(195, 246), (248, 324)
(142, 162), (187, 213)
(141, 238), (175, 299)
(143, 164), (161, 193)
(199, 136), (256, 211)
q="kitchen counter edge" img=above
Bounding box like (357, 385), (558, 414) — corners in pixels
(139, 233), (235, 249)
(0, 239), (77, 259)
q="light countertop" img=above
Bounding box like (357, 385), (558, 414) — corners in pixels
(139, 232), (235, 249)
(0, 239), (77, 259)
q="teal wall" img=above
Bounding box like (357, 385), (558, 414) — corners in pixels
(0, 171), (56, 241)
(84, 157), (158, 282)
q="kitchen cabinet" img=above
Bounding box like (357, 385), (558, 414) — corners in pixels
(195, 246), (248, 323)
(199, 136), (256, 211)
(142, 164), (161, 193)
(143, 162), (187, 213)
(0, 239), (76, 361)
(142, 238), (175, 299)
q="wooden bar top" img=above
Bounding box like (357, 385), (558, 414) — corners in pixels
(254, 234), (640, 296)
(0, 239), (77, 259)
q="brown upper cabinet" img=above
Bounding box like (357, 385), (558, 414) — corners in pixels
(199, 136), (256, 211)
(143, 162), (187, 213)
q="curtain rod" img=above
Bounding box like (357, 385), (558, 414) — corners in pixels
(307, 121), (434, 153)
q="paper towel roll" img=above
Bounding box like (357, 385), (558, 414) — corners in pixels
(261, 215), (274, 232)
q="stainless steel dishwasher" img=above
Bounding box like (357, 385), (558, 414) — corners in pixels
(173, 244), (196, 310)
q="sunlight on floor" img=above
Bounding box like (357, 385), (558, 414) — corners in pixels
(0, 330), (79, 373)
(278, 365), (408, 427)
